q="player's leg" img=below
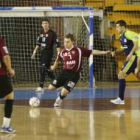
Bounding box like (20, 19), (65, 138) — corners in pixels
(134, 56), (140, 80)
(0, 75), (15, 133)
(110, 70), (127, 105)
(110, 55), (137, 105)
(53, 71), (80, 107)
(45, 55), (55, 80)
(36, 55), (48, 92)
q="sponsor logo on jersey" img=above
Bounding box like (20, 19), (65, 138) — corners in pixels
(123, 45), (128, 49)
(66, 60), (76, 65)
(124, 39), (127, 43)
(71, 51), (75, 54)
(134, 36), (138, 40)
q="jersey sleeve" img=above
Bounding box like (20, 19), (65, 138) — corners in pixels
(36, 32), (42, 46)
(79, 47), (92, 57)
(125, 30), (139, 43)
(56, 50), (63, 62)
(135, 33), (140, 56)
(52, 31), (60, 48)
(0, 38), (9, 57)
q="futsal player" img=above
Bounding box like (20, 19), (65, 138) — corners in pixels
(31, 18), (61, 92)
(110, 20), (140, 105)
(48, 33), (111, 107)
(0, 36), (16, 133)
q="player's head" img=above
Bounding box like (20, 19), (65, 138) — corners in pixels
(64, 33), (74, 49)
(116, 20), (127, 34)
(41, 18), (50, 31)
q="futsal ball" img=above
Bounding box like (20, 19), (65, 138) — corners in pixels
(29, 97), (40, 107)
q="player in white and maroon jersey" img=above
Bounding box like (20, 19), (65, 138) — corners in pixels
(48, 33), (111, 107)
(0, 36), (16, 133)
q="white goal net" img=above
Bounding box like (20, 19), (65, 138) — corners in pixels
(0, 7), (102, 89)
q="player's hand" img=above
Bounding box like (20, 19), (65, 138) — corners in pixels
(8, 68), (15, 76)
(105, 51), (112, 55)
(31, 54), (35, 59)
(50, 65), (55, 71)
(126, 53), (132, 61)
(111, 51), (115, 57)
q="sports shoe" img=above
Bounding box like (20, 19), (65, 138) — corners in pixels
(1, 126), (16, 134)
(110, 97), (125, 105)
(54, 97), (62, 107)
(36, 87), (43, 92)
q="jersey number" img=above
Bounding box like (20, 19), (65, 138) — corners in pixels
(42, 37), (46, 42)
(68, 53), (72, 59)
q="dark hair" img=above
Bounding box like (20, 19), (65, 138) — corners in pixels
(65, 33), (74, 41)
(41, 18), (50, 24)
(116, 20), (127, 27)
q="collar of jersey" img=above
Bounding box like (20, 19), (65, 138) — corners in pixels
(66, 46), (74, 51)
(121, 29), (127, 35)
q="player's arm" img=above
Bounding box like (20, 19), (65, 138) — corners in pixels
(135, 56), (140, 76)
(125, 31), (138, 61)
(126, 41), (138, 61)
(31, 45), (39, 59)
(56, 47), (61, 55)
(53, 31), (61, 54)
(3, 55), (15, 76)
(51, 60), (59, 71)
(91, 50), (111, 55)
(111, 48), (124, 57)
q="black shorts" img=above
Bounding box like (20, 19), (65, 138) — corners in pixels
(40, 53), (53, 68)
(0, 75), (13, 98)
(51, 70), (80, 92)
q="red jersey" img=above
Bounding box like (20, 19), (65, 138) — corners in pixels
(57, 46), (92, 72)
(0, 37), (9, 76)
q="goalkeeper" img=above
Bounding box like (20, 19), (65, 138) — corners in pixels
(31, 18), (61, 92)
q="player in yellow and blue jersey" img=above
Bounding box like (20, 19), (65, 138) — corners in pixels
(135, 33), (140, 76)
(110, 20), (140, 105)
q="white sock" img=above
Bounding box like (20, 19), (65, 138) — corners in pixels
(2, 117), (11, 128)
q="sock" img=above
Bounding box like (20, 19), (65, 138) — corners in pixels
(2, 117), (11, 128)
(4, 100), (14, 118)
(119, 79), (126, 100)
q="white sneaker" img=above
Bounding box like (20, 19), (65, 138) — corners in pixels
(36, 87), (43, 92)
(110, 97), (125, 105)
(1, 126), (16, 134)
(54, 97), (62, 107)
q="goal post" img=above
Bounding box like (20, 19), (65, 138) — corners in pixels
(0, 6), (103, 88)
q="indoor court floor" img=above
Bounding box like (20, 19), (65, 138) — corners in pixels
(0, 83), (140, 140)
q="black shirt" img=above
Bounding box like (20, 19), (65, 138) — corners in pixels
(36, 29), (60, 54)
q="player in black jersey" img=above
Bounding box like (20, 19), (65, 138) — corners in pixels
(31, 18), (61, 92)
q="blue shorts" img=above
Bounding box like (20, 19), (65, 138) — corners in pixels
(121, 55), (137, 75)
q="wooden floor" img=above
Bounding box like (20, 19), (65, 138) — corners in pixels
(1, 84), (140, 140)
